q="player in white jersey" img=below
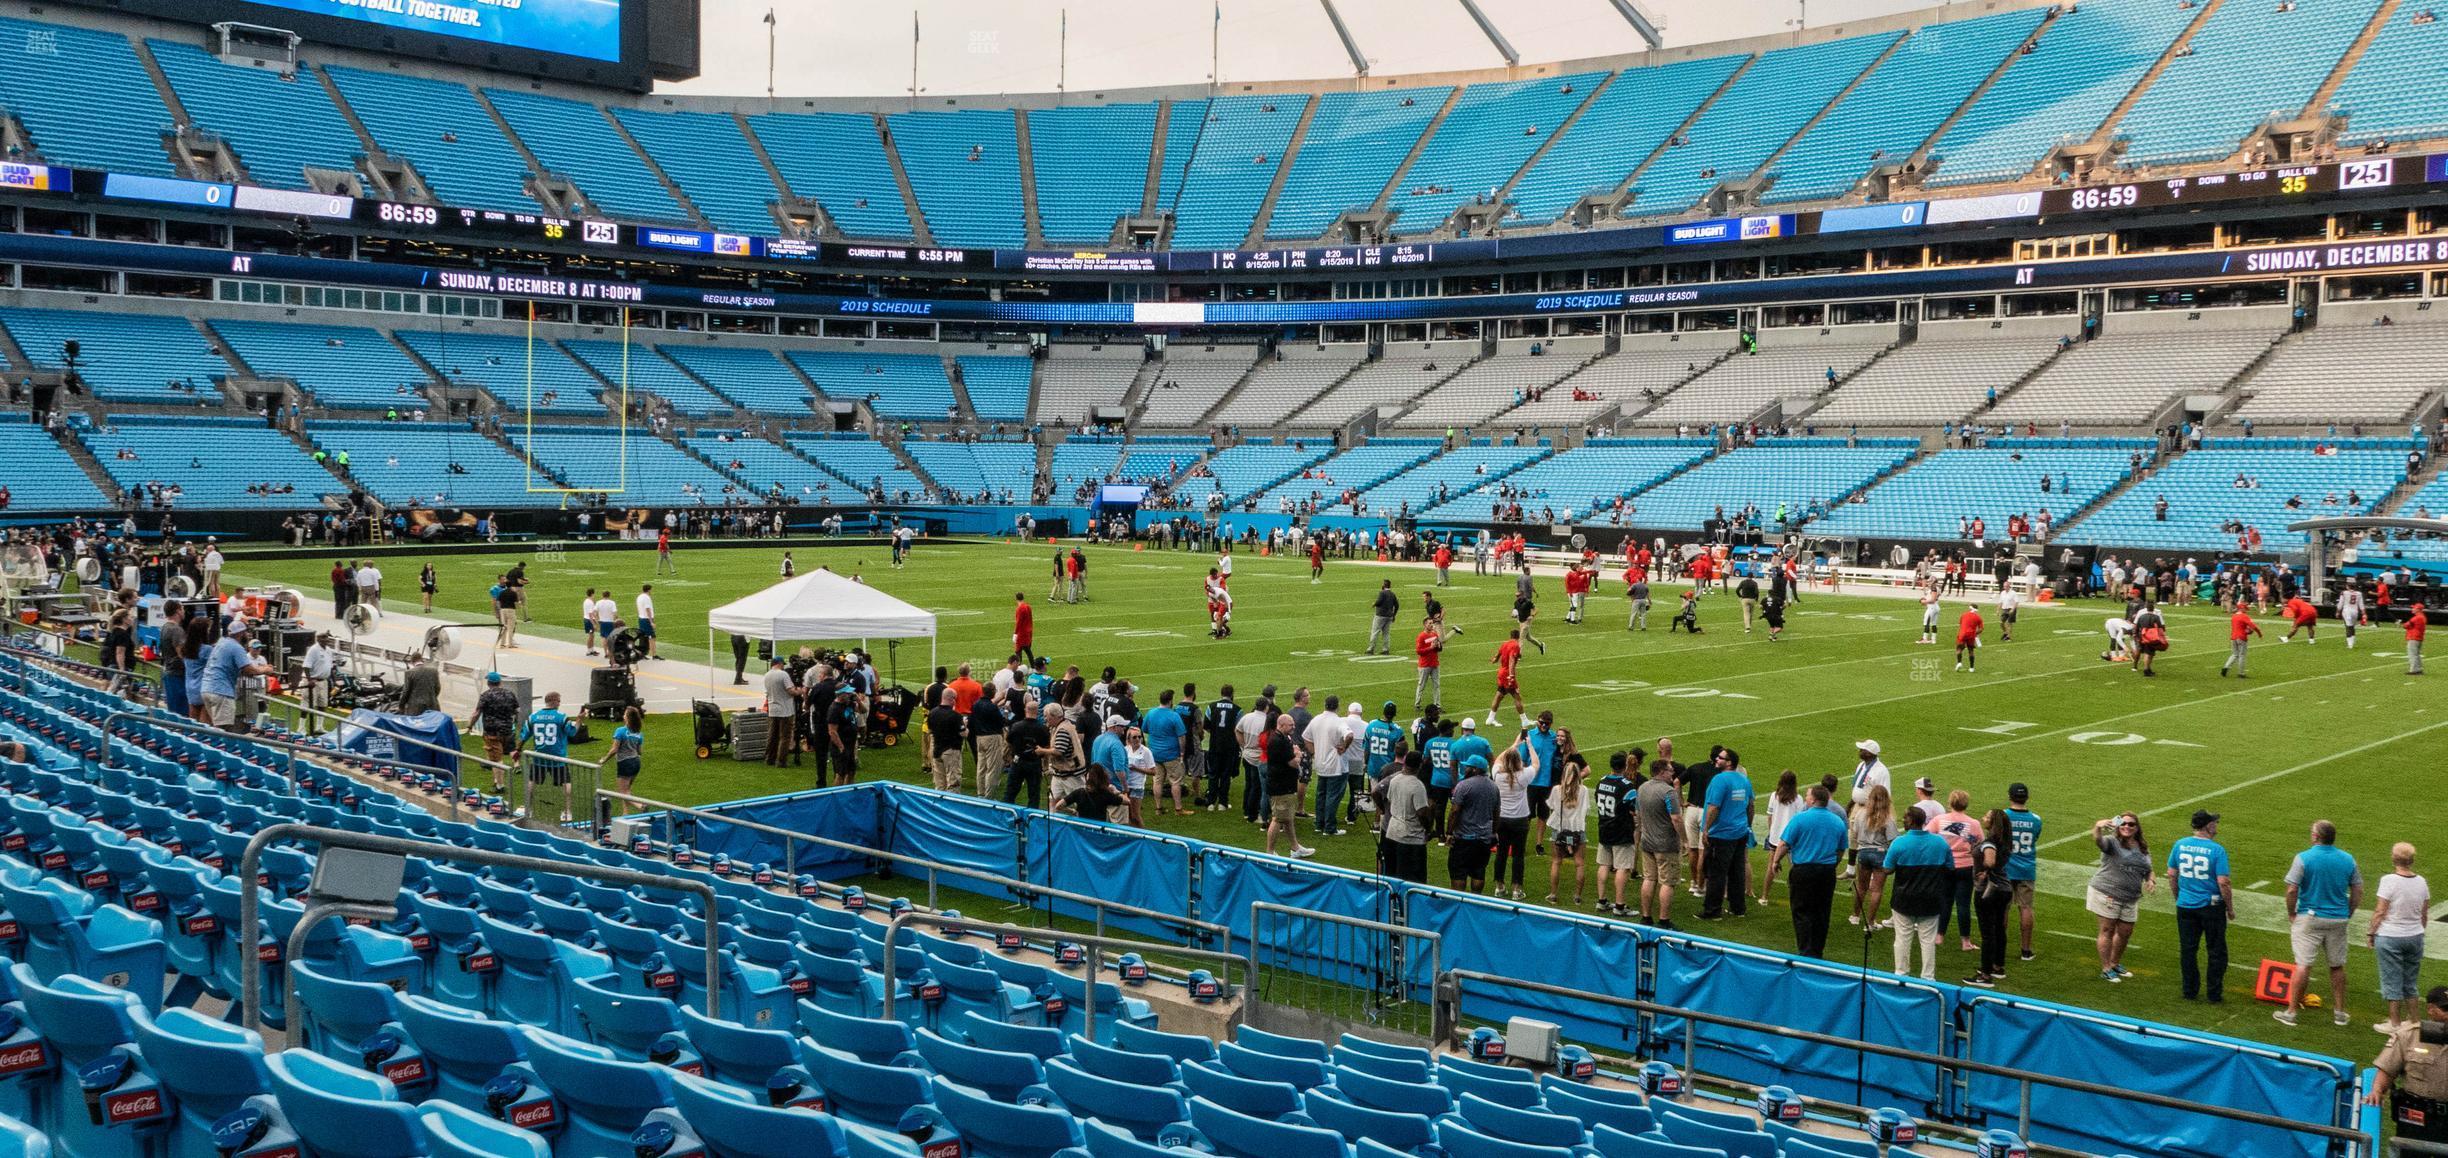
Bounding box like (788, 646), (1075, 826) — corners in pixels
(1917, 585), (1942, 644)
(2102, 616), (2134, 662)
(1215, 546), (1234, 588)
(2338, 582), (2366, 649)
(1996, 585), (2020, 642)
(1205, 570), (1233, 638)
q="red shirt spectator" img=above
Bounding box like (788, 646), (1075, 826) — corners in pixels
(2230, 610), (2261, 641)
(1415, 629), (1442, 669)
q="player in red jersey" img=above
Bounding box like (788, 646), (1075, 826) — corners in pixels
(1205, 569), (1233, 638)
(1488, 630), (1527, 727)
(1954, 604), (1985, 672)
(1309, 537), (1325, 584)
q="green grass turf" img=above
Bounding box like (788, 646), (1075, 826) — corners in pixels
(223, 539), (2438, 1061)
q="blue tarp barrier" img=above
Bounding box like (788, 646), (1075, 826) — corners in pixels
(695, 783), (887, 878)
(335, 709), (461, 779)
(1024, 814), (1196, 941)
(883, 788), (1026, 899)
(1650, 934), (1950, 1117)
(1960, 993), (2355, 1158)
(1404, 888), (1648, 1051)
(1197, 847), (1390, 943)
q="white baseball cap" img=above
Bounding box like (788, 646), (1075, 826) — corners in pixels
(1104, 714), (1128, 729)
(1459, 717), (1477, 730)
(1856, 739), (1881, 755)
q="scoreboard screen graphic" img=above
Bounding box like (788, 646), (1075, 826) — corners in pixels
(240, 0), (624, 62)
(62, 0), (653, 89)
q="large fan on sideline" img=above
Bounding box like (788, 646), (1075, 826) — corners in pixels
(603, 626), (648, 668)
(422, 625), (462, 663)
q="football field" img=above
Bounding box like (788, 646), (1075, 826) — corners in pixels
(225, 537), (2439, 1057)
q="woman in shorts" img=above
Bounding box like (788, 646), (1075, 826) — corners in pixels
(1122, 725), (1156, 828)
(2086, 812), (2154, 982)
(1544, 752), (1589, 905)
(611, 707), (645, 813)
(1849, 784), (1897, 927)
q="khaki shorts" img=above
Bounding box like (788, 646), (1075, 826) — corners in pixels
(2011, 880), (2037, 911)
(2292, 915), (2351, 968)
(2084, 886), (2139, 925)
(1682, 805), (1706, 847)
(1597, 843), (1638, 872)
(1156, 758), (1187, 792)
(201, 693), (238, 728)
(483, 734), (512, 763)
(1641, 849), (1680, 888)
(1269, 794), (1297, 826)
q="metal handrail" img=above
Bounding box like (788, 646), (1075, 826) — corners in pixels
(595, 787), (1229, 945)
(238, 822), (722, 1037)
(1247, 900), (1440, 981)
(1432, 968), (2374, 1155)
(99, 709), (504, 823)
(879, 909), (1247, 1041)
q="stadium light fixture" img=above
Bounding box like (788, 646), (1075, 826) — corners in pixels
(1605, 0), (1666, 50)
(1456, 0), (1520, 67)
(1317, 0), (1370, 77)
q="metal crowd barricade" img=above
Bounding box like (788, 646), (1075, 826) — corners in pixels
(879, 909), (1249, 1042)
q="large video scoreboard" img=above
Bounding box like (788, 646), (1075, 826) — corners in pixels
(59, 0), (670, 90)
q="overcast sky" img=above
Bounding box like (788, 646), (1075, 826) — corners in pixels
(662, 0), (1957, 99)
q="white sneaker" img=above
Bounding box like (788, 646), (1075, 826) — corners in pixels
(1291, 847), (1315, 859)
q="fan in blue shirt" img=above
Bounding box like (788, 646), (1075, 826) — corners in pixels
(1781, 805), (1850, 865)
(1447, 725), (1493, 783)
(2167, 831), (2231, 911)
(1364, 706), (1403, 778)
(1143, 698), (1187, 763)
(1517, 721), (1559, 790)
(2003, 795), (2043, 883)
(522, 694), (572, 786)
(1704, 765), (1754, 842)
(2286, 828), (2362, 920)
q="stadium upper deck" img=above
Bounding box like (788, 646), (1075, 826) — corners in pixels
(3, 0), (2443, 253)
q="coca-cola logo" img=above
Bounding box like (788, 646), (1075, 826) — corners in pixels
(648, 972), (679, 991)
(182, 916), (218, 936)
(463, 954), (498, 974)
(128, 893), (162, 912)
(256, 944), (281, 963)
(409, 934), (434, 953)
(80, 872), (110, 890)
(1893, 1124), (1919, 1143)
(0, 1043), (48, 1074)
(921, 1141), (962, 1158)
(787, 977), (811, 995)
(38, 852), (65, 871)
(1479, 1042), (1505, 1059)
(103, 1089), (163, 1124)
(0, 921), (20, 941)
(381, 1059), (427, 1086)
(507, 1101), (556, 1129)
(673, 1062), (704, 1077)
(1, 835), (25, 851)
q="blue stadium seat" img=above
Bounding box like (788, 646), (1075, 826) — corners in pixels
(1761, 1119), (1881, 1158)
(1078, 1118), (1198, 1158)
(1179, 1059), (1301, 1117)
(0, 868), (163, 1009)
(1534, 1078), (1653, 1138)
(950, 1010), (1066, 1059)
(1111, 1020), (1213, 1064)
(1216, 1039), (1330, 1088)
(887, 109), (1027, 248)
(569, 976), (695, 1066)
(1587, 1126), (1718, 1158)
(1434, 1063), (1542, 1110)
(1165, 95), (1307, 248)
(1331, 1048), (1431, 1084)
(393, 994), (528, 1114)
(1330, 1064), (1454, 1116)
(265, 1048), (427, 1158)
(680, 1004), (802, 1091)
(1188, 1095), (1350, 1158)
(914, 1026), (1046, 1104)
(794, 948), (889, 1019)
(417, 1101), (553, 1158)
(932, 1075), (1082, 1158)
(480, 914), (610, 1038)
(1266, 89), (1445, 241)
(1432, 1119), (1581, 1158)
(509, 1026), (677, 1157)
(485, 88), (689, 224)
(797, 1042), (934, 1132)
(1237, 1024), (1333, 1060)
(657, 932), (793, 1030)
(1045, 1057), (1189, 1140)
(129, 1006), (274, 1158)
(1301, 1087), (1436, 1152)
(1505, 57), (1744, 227)
(1450, 1093), (1589, 1149)
(1387, 74), (1605, 235)
(11, 965), (147, 1157)
(1028, 104), (1157, 244)
(610, 107), (786, 235)
(0, 310), (225, 404)
(656, 1070), (849, 1158)
(1652, 1106), (1777, 1158)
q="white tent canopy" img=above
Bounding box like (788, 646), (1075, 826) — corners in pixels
(707, 570), (937, 641)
